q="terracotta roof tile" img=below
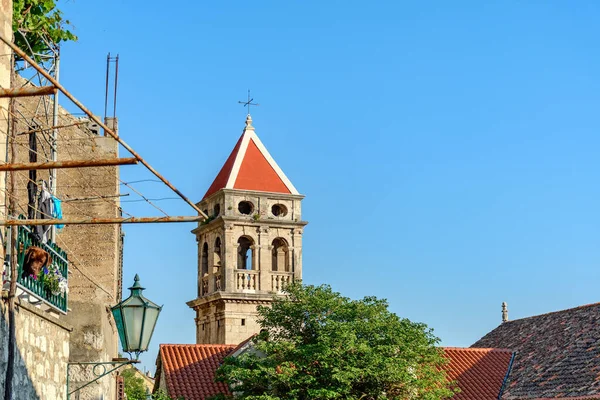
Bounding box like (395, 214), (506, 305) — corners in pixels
(443, 347), (514, 400)
(233, 138), (291, 194)
(203, 134), (244, 200)
(159, 344), (236, 400)
(472, 303), (600, 399)
(202, 115), (298, 200)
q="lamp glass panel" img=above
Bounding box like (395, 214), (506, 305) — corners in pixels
(140, 307), (160, 351)
(123, 305), (144, 352)
(111, 307), (128, 350)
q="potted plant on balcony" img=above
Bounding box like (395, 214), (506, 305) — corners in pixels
(41, 265), (67, 296)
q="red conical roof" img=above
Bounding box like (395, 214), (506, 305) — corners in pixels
(202, 115), (299, 200)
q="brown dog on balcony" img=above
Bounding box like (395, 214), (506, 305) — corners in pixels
(22, 246), (52, 279)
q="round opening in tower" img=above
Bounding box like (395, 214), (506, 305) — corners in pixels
(271, 204), (288, 217)
(238, 201), (254, 215)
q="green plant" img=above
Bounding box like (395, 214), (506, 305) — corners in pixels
(13, 0), (78, 61)
(41, 264), (67, 296)
(213, 283), (458, 400)
(153, 390), (185, 400)
(252, 213), (260, 221)
(121, 368), (147, 400)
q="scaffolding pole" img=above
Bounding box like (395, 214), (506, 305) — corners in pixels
(0, 157), (138, 171)
(0, 86), (57, 98)
(0, 216), (205, 226)
(0, 34), (207, 219)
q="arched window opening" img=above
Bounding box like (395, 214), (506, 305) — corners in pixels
(237, 236), (254, 270)
(213, 203), (221, 217)
(201, 243), (209, 276)
(271, 238), (289, 272)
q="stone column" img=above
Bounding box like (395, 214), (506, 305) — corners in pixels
(224, 224), (236, 292)
(292, 229), (303, 280)
(258, 227), (270, 292)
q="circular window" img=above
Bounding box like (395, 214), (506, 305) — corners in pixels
(238, 201), (254, 215)
(271, 204), (288, 217)
(213, 204), (221, 217)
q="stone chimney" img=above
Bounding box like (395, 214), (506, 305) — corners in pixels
(104, 116), (118, 136)
(502, 302), (509, 323)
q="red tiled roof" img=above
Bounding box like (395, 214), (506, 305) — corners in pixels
(158, 344), (236, 400)
(233, 139), (290, 194)
(202, 115), (298, 200)
(158, 343), (513, 400)
(443, 347), (514, 400)
(203, 134), (244, 200)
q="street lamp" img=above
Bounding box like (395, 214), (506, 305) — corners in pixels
(111, 274), (162, 360)
(67, 275), (162, 399)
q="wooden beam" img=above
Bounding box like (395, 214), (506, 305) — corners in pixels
(0, 86), (57, 98)
(0, 216), (204, 226)
(0, 157), (138, 171)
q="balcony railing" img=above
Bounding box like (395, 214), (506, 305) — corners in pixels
(236, 269), (258, 291)
(4, 224), (69, 314)
(271, 272), (293, 292)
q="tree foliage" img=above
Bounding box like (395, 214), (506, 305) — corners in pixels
(121, 368), (148, 400)
(153, 390), (185, 400)
(12, 0), (77, 59)
(211, 283), (457, 400)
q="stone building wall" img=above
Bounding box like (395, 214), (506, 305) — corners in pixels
(7, 88), (122, 399)
(0, 3), (121, 398)
(0, 297), (71, 399)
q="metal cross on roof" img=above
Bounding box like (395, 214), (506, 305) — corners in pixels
(238, 90), (259, 115)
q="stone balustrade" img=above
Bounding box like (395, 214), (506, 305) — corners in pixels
(271, 272), (293, 292)
(236, 269), (259, 291)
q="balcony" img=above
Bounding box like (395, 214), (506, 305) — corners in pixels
(3, 225), (69, 314)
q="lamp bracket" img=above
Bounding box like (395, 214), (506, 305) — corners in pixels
(66, 359), (140, 399)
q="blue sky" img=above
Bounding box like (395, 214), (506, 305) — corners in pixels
(55, 1), (600, 371)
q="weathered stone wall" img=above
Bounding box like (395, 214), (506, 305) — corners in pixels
(8, 89), (121, 399)
(193, 293), (270, 344)
(0, 298), (71, 399)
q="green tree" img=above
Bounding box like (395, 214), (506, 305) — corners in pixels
(211, 283), (457, 400)
(12, 0), (77, 60)
(153, 390), (185, 400)
(121, 368), (148, 400)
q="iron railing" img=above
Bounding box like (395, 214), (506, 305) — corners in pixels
(15, 224), (68, 313)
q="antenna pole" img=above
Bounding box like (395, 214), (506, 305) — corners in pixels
(104, 52), (110, 121)
(113, 54), (119, 118)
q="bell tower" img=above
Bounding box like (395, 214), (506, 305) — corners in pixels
(187, 115), (307, 345)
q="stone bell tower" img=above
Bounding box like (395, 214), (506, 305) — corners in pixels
(187, 114), (307, 345)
